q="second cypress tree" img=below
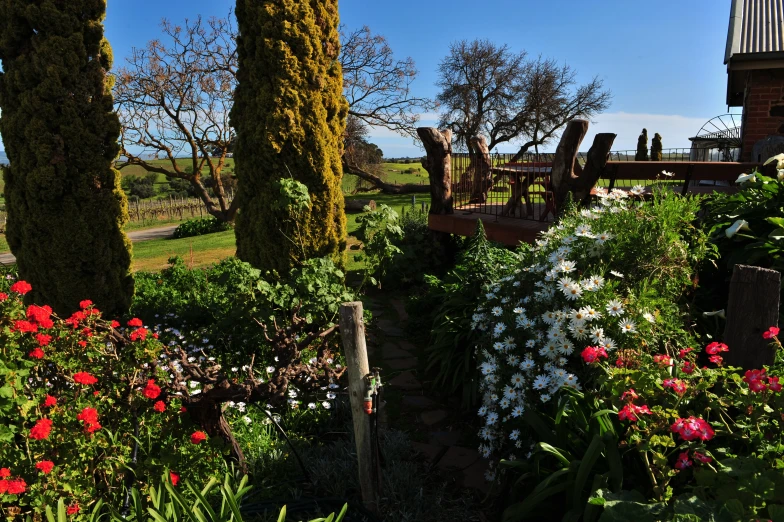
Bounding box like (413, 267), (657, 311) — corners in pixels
(231, 0), (348, 274)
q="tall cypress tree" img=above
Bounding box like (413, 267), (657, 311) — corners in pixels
(0, 0), (133, 315)
(231, 0), (348, 273)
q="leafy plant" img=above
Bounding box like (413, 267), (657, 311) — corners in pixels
(172, 218), (233, 239)
(353, 204), (403, 288)
(421, 220), (518, 406)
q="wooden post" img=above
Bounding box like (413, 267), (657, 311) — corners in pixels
(468, 136), (493, 204)
(572, 133), (617, 206)
(417, 127), (452, 215)
(339, 302), (380, 514)
(723, 265), (780, 369)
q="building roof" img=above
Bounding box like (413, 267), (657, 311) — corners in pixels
(726, 0), (784, 63)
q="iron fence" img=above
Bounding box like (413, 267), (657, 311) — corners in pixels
(450, 147), (743, 222)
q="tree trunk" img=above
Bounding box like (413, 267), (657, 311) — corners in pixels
(343, 160), (430, 194)
(417, 127), (453, 215)
(550, 119), (589, 214)
(572, 133), (616, 206)
(468, 136), (493, 204)
(723, 264), (780, 369)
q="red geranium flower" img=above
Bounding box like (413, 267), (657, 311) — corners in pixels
(154, 400), (166, 413)
(674, 451), (692, 470)
(77, 340), (87, 348)
(81, 327), (93, 337)
(65, 311), (86, 328)
(581, 346), (608, 364)
(0, 481), (6, 495)
(6, 478), (26, 495)
(36, 461), (54, 474)
(79, 300), (93, 310)
(73, 372), (98, 385)
(678, 347), (693, 358)
(36, 333), (52, 346)
(143, 379), (161, 400)
(0, 292), (7, 301)
(29, 418), (53, 440)
(0, 468), (10, 478)
(663, 378), (688, 394)
(620, 389), (638, 402)
(77, 407), (99, 425)
(671, 416), (715, 442)
(769, 376), (782, 392)
(110, 320), (120, 328)
(14, 320), (38, 334)
(43, 395), (57, 408)
(190, 431), (207, 444)
(10, 280), (32, 294)
(170, 471), (180, 486)
(66, 504), (80, 515)
(708, 355), (724, 366)
(763, 326), (780, 339)
(28, 347), (45, 359)
(705, 342), (729, 355)
(681, 361), (695, 374)
(26, 305), (53, 328)
(130, 328), (149, 341)
(127, 318), (143, 327)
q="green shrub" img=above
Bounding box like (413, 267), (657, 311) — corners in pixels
(420, 221), (518, 405)
(173, 218), (233, 239)
(231, 0), (348, 274)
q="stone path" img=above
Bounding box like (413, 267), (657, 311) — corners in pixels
(364, 296), (490, 494)
(0, 224), (179, 265)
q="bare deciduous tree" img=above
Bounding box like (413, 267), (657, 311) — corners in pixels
(114, 15), (238, 222)
(340, 26), (433, 194)
(436, 39), (611, 157)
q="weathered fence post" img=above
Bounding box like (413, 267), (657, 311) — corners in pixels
(468, 135), (493, 204)
(723, 264), (781, 369)
(339, 302), (380, 514)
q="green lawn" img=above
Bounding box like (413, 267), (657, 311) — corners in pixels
(131, 229), (236, 272)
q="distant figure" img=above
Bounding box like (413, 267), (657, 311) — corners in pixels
(635, 129), (649, 161)
(651, 133), (663, 161)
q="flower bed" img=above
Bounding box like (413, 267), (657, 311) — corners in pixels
(469, 189), (784, 519)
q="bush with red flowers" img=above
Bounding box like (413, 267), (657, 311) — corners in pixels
(0, 273), (345, 519)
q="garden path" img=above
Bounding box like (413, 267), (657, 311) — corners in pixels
(0, 224), (178, 265)
(362, 294), (491, 495)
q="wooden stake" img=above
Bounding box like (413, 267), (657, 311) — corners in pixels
(723, 264), (780, 369)
(339, 302), (380, 515)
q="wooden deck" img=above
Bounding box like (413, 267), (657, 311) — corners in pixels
(429, 205), (550, 246)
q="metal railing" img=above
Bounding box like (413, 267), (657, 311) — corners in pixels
(450, 147), (743, 222)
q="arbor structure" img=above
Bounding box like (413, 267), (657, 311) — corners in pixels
(231, 0), (347, 273)
(115, 16), (238, 222)
(436, 39), (611, 156)
(0, 0), (133, 315)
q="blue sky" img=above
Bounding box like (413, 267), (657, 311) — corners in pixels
(3, 0), (734, 157)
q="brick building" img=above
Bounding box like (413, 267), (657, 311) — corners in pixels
(726, 0), (784, 161)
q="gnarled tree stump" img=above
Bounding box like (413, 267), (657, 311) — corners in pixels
(418, 127), (453, 215)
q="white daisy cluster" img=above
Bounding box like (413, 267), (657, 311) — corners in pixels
(472, 197), (657, 468)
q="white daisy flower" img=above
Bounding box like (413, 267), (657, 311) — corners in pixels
(478, 406), (488, 416)
(491, 306), (503, 317)
(630, 185), (645, 196)
(510, 429), (521, 441)
(619, 318), (636, 334)
(540, 394), (552, 403)
(513, 307), (525, 315)
(532, 375), (551, 390)
(539, 342), (559, 360)
(486, 412), (499, 425)
(558, 260), (577, 273)
(520, 358), (535, 371)
(574, 224), (593, 237)
(570, 323), (590, 340)
(511, 373), (525, 388)
(595, 232), (613, 244)
(580, 306), (601, 321)
(643, 312), (655, 323)
(606, 300), (624, 316)
(601, 338), (618, 351)
(562, 283), (583, 301)
(525, 340), (536, 348)
(511, 405), (524, 418)
(590, 327), (606, 344)
(557, 340), (574, 355)
(499, 398), (511, 409)
(609, 270), (624, 279)
(493, 323), (507, 338)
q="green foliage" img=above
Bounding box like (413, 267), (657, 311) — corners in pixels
(39, 474), (348, 522)
(172, 218), (233, 239)
(122, 174), (158, 200)
(353, 204), (403, 288)
(0, 0), (133, 315)
(131, 256), (354, 360)
(420, 221), (518, 405)
(231, 0), (348, 274)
